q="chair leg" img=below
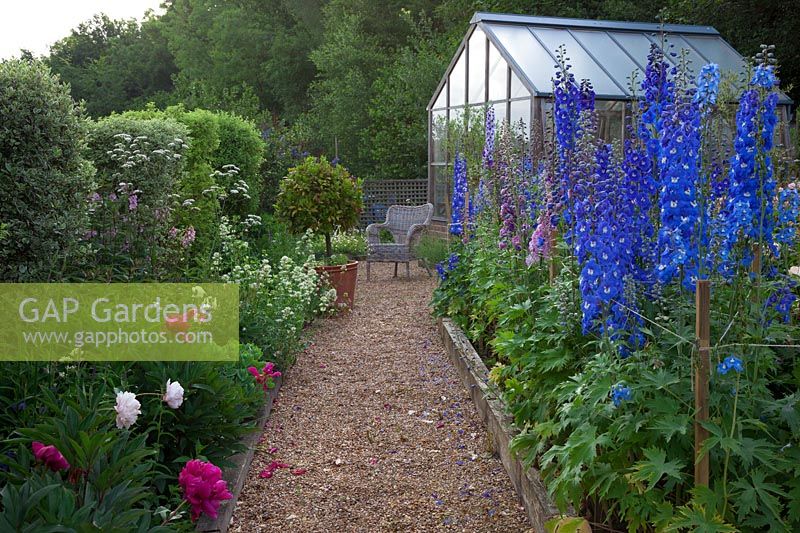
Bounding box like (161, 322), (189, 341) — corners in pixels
(366, 261), (370, 281)
(406, 262), (410, 279)
(393, 262), (398, 277)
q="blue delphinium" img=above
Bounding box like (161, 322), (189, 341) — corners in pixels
(483, 106), (496, 171)
(718, 65), (780, 275)
(717, 355), (744, 375)
(694, 63), (721, 109)
(775, 187), (800, 248)
(450, 153), (468, 235)
(765, 275), (797, 323)
(447, 252), (459, 271)
(656, 84), (702, 290)
(552, 55), (595, 237)
(621, 138), (657, 284)
(576, 144), (638, 339)
(611, 384), (632, 407)
(751, 64), (778, 89)
(436, 262), (447, 281)
(639, 44), (675, 163)
(436, 252), (460, 281)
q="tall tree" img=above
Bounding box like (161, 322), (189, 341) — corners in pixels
(48, 14), (177, 117)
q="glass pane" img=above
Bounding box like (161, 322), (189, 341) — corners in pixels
(449, 50), (466, 107)
(468, 28), (487, 104)
(610, 31), (676, 71)
(648, 34), (705, 77)
(541, 99), (554, 140)
(570, 30), (644, 93)
(432, 110), (447, 163)
(510, 70), (528, 98)
(494, 101), (508, 127)
(432, 165), (449, 218)
(682, 35), (747, 75)
(510, 99), (531, 134)
(596, 100), (624, 143)
(531, 27), (620, 96)
(488, 40), (508, 101)
(433, 81), (447, 109)
(485, 23), (552, 93)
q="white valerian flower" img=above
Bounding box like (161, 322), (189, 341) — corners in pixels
(163, 379), (185, 409)
(789, 266), (800, 278)
(115, 391), (141, 429)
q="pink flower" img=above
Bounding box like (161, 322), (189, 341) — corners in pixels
(247, 363), (282, 391)
(178, 459), (232, 521)
(31, 441), (70, 472)
(128, 194), (138, 211)
(258, 459), (290, 480)
(181, 226), (196, 248)
(291, 468), (307, 475)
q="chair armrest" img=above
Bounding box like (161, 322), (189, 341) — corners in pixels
(366, 222), (388, 245)
(406, 223), (428, 246)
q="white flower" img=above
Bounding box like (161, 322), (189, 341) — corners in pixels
(789, 266), (800, 278)
(115, 391), (141, 429)
(163, 379), (185, 409)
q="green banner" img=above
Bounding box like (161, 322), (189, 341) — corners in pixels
(0, 284), (239, 361)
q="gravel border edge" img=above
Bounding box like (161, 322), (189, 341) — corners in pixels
(197, 375), (283, 533)
(438, 317), (563, 532)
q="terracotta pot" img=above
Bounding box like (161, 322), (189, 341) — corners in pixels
(315, 261), (359, 311)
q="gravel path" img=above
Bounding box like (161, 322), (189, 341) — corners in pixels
(231, 262), (531, 532)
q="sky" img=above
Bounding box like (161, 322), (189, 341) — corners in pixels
(0, 0), (165, 59)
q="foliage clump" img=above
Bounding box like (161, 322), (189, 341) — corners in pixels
(0, 60), (95, 281)
(275, 156), (363, 257)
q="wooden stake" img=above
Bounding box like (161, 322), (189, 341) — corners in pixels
(547, 235), (558, 284)
(694, 279), (711, 488)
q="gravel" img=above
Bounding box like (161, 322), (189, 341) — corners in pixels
(231, 262), (531, 532)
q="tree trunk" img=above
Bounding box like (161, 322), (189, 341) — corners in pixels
(325, 233), (332, 258)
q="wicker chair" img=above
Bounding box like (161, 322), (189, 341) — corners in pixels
(366, 203), (433, 280)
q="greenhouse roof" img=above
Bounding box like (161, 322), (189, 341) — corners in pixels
(432, 12), (792, 105)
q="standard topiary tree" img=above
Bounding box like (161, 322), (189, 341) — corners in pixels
(275, 156), (362, 259)
(0, 59), (94, 281)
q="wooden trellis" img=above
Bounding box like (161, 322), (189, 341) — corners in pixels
(360, 179), (428, 228)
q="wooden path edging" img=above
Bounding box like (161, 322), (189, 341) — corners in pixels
(438, 318), (562, 532)
(197, 375), (283, 533)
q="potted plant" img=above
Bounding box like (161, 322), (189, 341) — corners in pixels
(275, 156), (363, 310)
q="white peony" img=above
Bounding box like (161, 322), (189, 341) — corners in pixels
(163, 379), (184, 409)
(115, 391), (141, 429)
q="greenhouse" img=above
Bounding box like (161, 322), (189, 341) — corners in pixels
(427, 12), (793, 221)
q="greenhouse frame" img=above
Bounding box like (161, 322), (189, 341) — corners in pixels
(427, 12), (793, 222)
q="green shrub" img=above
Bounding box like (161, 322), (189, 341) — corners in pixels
(0, 387), (162, 531)
(259, 126), (301, 213)
(310, 229), (366, 259)
(211, 112), (264, 216)
(86, 116), (191, 280)
(414, 233), (448, 267)
(275, 156), (363, 257)
(88, 115), (188, 206)
(0, 59), (94, 281)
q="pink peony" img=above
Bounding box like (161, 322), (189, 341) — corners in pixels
(178, 459), (232, 521)
(31, 441), (70, 472)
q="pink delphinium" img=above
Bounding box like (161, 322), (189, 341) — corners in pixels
(31, 441), (70, 472)
(526, 213), (556, 266)
(178, 459), (232, 521)
(128, 194), (139, 211)
(247, 362), (282, 391)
